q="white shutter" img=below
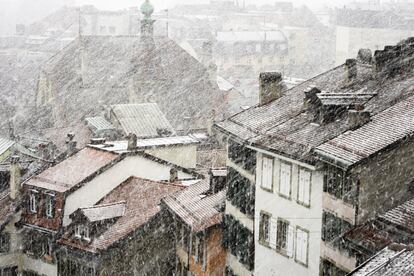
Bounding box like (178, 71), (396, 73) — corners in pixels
(261, 157), (267, 188)
(280, 163), (291, 197)
(269, 218), (277, 249)
(287, 225), (294, 257)
(303, 171), (311, 205)
(267, 157), (273, 190)
(298, 169), (311, 205)
(296, 228), (308, 264)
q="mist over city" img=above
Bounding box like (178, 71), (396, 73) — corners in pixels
(0, 0), (413, 276)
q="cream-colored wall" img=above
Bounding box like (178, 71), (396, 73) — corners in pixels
(335, 26), (414, 65)
(0, 148), (11, 163)
(254, 152), (323, 276)
(63, 155), (193, 226)
(145, 145), (197, 169)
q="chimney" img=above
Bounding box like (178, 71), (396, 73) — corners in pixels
(127, 133), (137, 150)
(357, 48), (372, 64)
(303, 86), (322, 110)
(140, 0), (155, 37)
(259, 72), (286, 106)
(169, 168), (178, 182)
(345, 59), (357, 82)
(9, 156), (21, 200)
(348, 109), (371, 130)
(66, 133), (77, 157)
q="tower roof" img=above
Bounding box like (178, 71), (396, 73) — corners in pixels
(140, 0), (154, 20)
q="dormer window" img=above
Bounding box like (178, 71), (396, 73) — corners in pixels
(29, 190), (39, 213)
(74, 225), (91, 242)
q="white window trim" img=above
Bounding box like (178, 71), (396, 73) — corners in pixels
(82, 226), (90, 241)
(29, 193), (37, 213)
(75, 225), (82, 239)
(45, 194), (55, 218)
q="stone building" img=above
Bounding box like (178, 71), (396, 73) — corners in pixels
(162, 169), (227, 276)
(213, 38), (414, 275)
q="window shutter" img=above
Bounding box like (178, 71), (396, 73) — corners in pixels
(296, 229), (308, 264)
(280, 163), (291, 196)
(267, 158), (273, 190)
(261, 157), (267, 188)
(269, 218), (277, 249)
(303, 171), (311, 205)
(287, 225), (294, 257)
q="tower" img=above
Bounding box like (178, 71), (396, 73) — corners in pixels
(140, 0), (155, 37)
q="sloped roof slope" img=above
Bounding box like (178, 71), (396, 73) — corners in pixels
(110, 103), (175, 137)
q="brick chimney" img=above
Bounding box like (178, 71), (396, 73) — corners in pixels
(348, 109), (371, 130)
(345, 58), (357, 82)
(9, 156), (21, 200)
(357, 48), (372, 64)
(127, 133), (137, 150)
(259, 72), (286, 106)
(374, 38), (414, 77)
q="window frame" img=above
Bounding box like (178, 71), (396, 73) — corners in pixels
(297, 168), (312, 207)
(276, 218), (288, 253)
(74, 225), (82, 239)
(45, 193), (55, 218)
(294, 226), (309, 267)
(28, 190), (38, 213)
(279, 161), (292, 199)
(259, 211), (271, 247)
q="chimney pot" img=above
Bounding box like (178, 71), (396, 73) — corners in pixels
(9, 155), (21, 200)
(127, 133), (137, 150)
(259, 72), (286, 106)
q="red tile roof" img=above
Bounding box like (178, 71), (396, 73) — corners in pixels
(379, 198), (414, 232)
(163, 178), (225, 232)
(59, 177), (183, 252)
(24, 148), (118, 192)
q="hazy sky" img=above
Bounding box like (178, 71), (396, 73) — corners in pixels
(74, 0), (355, 10)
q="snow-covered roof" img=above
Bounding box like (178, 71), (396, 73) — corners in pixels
(216, 31), (287, 42)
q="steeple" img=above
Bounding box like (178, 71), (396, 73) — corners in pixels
(140, 0), (155, 37)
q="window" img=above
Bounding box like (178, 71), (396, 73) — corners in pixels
(261, 156), (273, 191)
(259, 212), (270, 245)
(29, 190), (38, 213)
(75, 225), (81, 239)
(0, 232), (10, 253)
(45, 194), (55, 218)
(82, 226), (90, 241)
(295, 227), (309, 266)
(197, 235), (205, 270)
(0, 267), (18, 276)
(279, 162), (292, 198)
(276, 219), (294, 257)
(297, 168), (311, 206)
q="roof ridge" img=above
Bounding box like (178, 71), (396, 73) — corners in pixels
(81, 201), (126, 210)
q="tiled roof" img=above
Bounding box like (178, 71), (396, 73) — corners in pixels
(79, 202), (126, 222)
(379, 198), (414, 232)
(89, 136), (199, 153)
(214, 55), (414, 163)
(59, 177), (183, 252)
(110, 103), (175, 138)
(24, 148), (118, 193)
(315, 95), (414, 167)
(163, 178), (225, 232)
(0, 137), (15, 157)
(348, 245), (414, 276)
(85, 116), (115, 131)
